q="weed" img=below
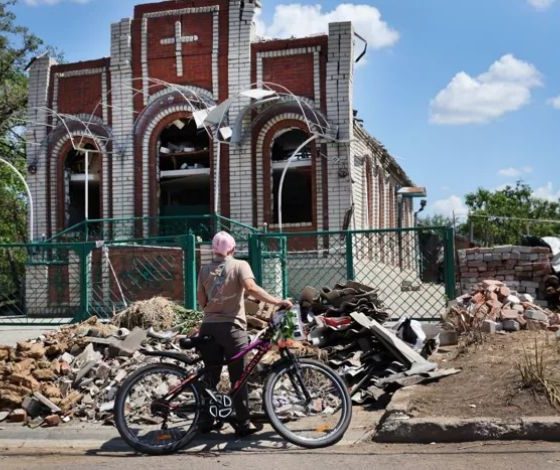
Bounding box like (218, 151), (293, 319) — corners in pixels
(517, 339), (560, 411)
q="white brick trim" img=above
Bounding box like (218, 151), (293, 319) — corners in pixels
(254, 112), (321, 228)
(141, 6), (220, 105)
(256, 46), (322, 108)
(140, 103), (198, 218)
(52, 67), (110, 126)
(50, 131), (109, 234)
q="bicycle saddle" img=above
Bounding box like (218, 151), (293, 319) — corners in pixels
(179, 335), (214, 350)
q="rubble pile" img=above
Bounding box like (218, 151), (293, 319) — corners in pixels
(0, 299), (204, 426)
(0, 284), (456, 426)
(545, 274), (560, 309)
(299, 281), (389, 324)
(112, 297), (186, 331)
(448, 279), (560, 334)
(293, 281), (455, 404)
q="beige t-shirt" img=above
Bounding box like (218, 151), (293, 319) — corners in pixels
(197, 256), (255, 329)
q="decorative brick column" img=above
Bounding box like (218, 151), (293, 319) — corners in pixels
(325, 22), (354, 230)
(110, 18), (135, 230)
(227, 0), (257, 224)
(27, 56), (56, 240)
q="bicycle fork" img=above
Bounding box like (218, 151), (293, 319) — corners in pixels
(283, 349), (313, 404)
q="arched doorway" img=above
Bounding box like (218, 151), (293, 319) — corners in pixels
(63, 143), (101, 227)
(270, 128), (313, 225)
(157, 117), (211, 217)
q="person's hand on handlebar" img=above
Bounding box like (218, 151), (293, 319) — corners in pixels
(276, 299), (293, 310)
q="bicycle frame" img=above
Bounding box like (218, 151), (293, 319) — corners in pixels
(164, 333), (275, 403)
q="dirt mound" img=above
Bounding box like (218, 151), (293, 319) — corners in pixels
(408, 330), (560, 419)
(111, 297), (185, 331)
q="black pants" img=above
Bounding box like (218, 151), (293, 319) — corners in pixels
(198, 322), (250, 425)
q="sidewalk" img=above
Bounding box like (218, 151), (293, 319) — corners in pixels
(0, 325), (60, 347)
(0, 409), (381, 451)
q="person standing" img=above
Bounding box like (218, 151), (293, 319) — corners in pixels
(197, 231), (293, 436)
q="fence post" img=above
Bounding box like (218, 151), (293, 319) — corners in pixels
(181, 233), (197, 310)
(345, 232), (355, 281)
(443, 227), (457, 301)
(248, 234), (262, 285)
(280, 236), (288, 298)
(77, 242), (94, 323)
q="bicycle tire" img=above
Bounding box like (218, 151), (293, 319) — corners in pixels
(263, 358), (352, 448)
(114, 362), (201, 455)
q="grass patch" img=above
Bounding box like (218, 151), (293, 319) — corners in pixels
(517, 337), (560, 411)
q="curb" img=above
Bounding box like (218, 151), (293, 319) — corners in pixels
(0, 422), (372, 450)
(374, 386), (560, 443)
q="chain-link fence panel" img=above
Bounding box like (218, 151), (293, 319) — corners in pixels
(252, 227), (455, 320)
(0, 243), (89, 325)
(88, 240), (187, 319)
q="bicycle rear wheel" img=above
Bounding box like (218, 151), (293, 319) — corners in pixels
(263, 358), (352, 448)
(114, 363), (201, 455)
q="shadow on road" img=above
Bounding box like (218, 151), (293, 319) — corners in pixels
(84, 428), (291, 457)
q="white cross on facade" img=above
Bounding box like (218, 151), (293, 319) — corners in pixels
(160, 21), (199, 77)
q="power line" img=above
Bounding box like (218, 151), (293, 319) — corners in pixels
(468, 214), (560, 225)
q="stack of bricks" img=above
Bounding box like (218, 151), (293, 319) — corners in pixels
(458, 245), (552, 299)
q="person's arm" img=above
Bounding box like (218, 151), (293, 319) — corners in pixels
(197, 270), (207, 309)
(243, 278), (293, 310)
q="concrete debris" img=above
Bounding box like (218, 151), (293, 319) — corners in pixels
(1, 289), (457, 427)
(0, 299), (201, 427)
(448, 279), (559, 334)
(276, 282), (458, 407)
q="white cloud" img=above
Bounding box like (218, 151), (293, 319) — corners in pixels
(429, 195), (469, 218)
(254, 3), (399, 50)
(534, 182), (560, 202)
(430, 54), (543, 125)
(498, 166), (533, 177)
(549, 95), (560, 109)
(22, 0), (90, 5)
(527, 0), (556, 10)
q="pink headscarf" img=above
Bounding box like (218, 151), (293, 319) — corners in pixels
(212, 231), (236, 257)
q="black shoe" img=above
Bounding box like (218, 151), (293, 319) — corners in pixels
(234, 421), (263, 437)
(198, 419), (214, 434)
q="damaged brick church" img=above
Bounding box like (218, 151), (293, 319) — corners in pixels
(25, 0), (417, 241)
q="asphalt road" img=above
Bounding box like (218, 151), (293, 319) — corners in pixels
(1, 441), (560, 470)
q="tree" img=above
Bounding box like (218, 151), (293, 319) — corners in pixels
(1, 0), (45, 243)
(416, 214), (454, 228)
(464, 182), (560, 246)
(0, 0), (46, 309)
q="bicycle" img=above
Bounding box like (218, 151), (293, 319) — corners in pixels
(113, 310), (352, 455)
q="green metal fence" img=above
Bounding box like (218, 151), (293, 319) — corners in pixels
(250, 227), (456, 320)
(0, 222), (455, 325)
(49, 214), (256, 245)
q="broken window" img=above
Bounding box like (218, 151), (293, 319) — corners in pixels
(271, 129), (313, 224)
(64, 143), (100, 227)
(158, 118), (211, 216)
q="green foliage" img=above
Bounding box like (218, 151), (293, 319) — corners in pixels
(0, 1), (46, 305)
(274, 310), (297, 342)
(1, 0), (45, 243)
(464, 182), (560, 246)
(417, 214), (454, 228)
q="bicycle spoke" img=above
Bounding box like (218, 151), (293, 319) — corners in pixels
(115, 363), (200, 454)
(266, 360), (350, 446)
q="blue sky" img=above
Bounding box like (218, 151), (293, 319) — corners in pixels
(13, 0), (560, 219)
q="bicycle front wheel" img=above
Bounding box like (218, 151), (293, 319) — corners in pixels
(263, 358), (352, 448)
(114, 362), (201, 455)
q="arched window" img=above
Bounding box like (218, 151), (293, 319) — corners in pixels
(64, 143), (100, 227)
(377, 171), (385, 228)
(157, 117), (210, 216)
(271, 129), (313, 224)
